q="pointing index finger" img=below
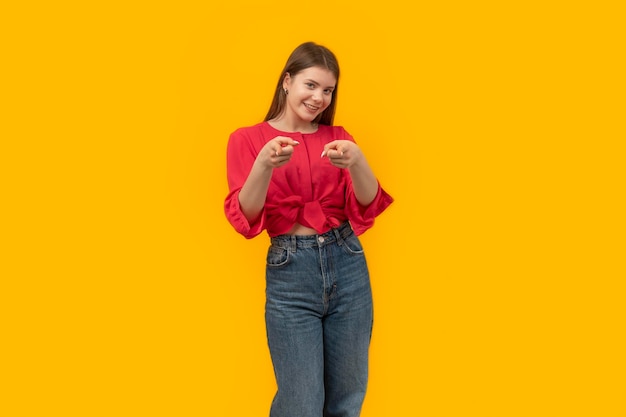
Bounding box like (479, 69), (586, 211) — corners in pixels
(277, 136), (300, 147)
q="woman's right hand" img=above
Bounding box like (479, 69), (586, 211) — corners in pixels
(239, 136), (300, 222)
(259, 136), (300, 168)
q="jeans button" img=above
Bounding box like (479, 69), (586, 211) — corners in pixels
(318, 236), (325, 244)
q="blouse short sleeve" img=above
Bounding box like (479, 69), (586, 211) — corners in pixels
(344, 179), (394, 235)
(337, 127), (394, 235)
(224, 127), (266, 239)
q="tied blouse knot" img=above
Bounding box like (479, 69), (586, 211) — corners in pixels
(225, 122), (393, 239)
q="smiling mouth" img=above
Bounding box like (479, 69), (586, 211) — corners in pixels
(304, 103), (319, 111)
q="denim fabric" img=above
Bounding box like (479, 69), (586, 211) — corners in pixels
(265, 222), (373, 417)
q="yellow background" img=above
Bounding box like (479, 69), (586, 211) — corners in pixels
(2, 1), (624, 416)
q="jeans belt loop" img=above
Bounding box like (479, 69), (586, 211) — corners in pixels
(333, 224), (345, 246)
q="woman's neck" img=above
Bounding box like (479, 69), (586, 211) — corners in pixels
(268, 116), (318, 134)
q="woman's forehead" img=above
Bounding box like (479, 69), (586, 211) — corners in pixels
(295, 67), (337, 85)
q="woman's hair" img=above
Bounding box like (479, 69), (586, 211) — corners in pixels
(264, 42), (340, 126)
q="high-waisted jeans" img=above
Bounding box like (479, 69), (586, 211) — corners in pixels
(265, 222), (373, 417)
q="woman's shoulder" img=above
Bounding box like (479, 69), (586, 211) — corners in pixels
(230, 122), (267, 137)
(228, 122), (277, 147)
(318, 124), (352, 139)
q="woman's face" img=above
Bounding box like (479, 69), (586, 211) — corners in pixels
(283, 66), (336, 123)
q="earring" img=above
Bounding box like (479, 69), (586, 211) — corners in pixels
(284, 88), (289, 95)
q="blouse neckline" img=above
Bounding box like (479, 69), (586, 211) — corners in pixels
(264, 121), (323, 136)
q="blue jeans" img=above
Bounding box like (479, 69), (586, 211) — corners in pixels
(265, 222), (373, 417)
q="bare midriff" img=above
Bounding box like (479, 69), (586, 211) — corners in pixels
(286, 222), (318, 236)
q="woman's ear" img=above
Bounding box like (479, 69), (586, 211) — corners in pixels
(282, 72), (291, 90)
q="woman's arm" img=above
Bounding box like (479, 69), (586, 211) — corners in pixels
(322, 140), (378, 206)
(238, 136), (300, 221)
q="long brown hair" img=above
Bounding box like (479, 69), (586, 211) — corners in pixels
(264, 42), (340, 126)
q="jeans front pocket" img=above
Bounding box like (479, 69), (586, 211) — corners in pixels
(340, 233), (365, 255)
(266, 244), (291, 267)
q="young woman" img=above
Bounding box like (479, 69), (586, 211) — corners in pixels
(224, 42), (393, 417)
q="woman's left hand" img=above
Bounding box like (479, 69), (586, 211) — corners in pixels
(321, 140), (364, 169)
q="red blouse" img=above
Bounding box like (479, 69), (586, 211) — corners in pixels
(224, 122), (393, 239)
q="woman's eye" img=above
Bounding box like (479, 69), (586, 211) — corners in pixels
(324, 89), (333, 95)
(306, 83), (315, 88)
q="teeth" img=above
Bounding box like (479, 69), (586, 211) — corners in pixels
(305, 103), (318, 110)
